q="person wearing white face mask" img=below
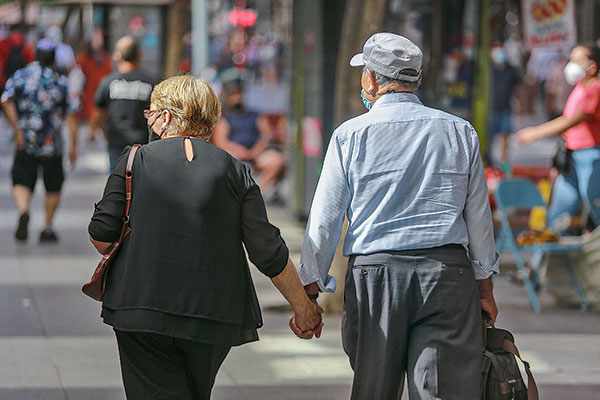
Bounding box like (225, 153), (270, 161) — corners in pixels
(517, 43), (600, 231)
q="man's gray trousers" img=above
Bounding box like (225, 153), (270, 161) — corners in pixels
(342, 245), (483, 400)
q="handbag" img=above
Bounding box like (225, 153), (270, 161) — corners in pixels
(552, 138), (571, 174)
(481, 314), (539, 400)
(82, 145), (140, 301)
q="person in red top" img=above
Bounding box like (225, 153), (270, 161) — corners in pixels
(0, 28), (34, 93)
(517, 42), (600, 231)
(76, 29), (112, 141)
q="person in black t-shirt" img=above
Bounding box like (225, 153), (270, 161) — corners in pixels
(95, 35), (155, 171)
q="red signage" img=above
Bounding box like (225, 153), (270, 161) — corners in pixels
(228, 9), (257, 28)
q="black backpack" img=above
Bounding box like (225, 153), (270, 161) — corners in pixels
(481, 321), (539, 400)
(5, 44), (27, 80)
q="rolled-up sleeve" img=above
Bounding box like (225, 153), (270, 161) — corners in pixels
(88, 147), (129, 242)
(241, 168), (289, 278)
(298, 131), (351, 292)
(463, 128), (500, 279)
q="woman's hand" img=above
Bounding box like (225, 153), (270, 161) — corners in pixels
(516, 126), (541, 145)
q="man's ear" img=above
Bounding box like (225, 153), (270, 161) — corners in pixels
(112, 51), (121, 63)
(365, 68), (378, 95)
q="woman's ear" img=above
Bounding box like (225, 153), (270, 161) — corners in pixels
(161, 110), (172, 129)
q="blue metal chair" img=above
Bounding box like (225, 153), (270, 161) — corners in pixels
(494, 179), (588, 313)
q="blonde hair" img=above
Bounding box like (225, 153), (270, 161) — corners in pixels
(150, 75), (221, 140)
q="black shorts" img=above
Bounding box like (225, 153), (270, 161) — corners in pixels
(11, 150), (64, 192)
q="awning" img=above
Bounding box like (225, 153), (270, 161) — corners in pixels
(0, 2), (40, 25)
(53, 0), (174, 5)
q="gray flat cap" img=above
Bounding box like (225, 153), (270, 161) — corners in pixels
(350, 32), (422, 82)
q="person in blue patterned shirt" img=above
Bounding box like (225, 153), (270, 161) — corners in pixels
(1, 38), (79, 242)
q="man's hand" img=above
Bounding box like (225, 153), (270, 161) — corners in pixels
(14, 128), (25, 150)
(477, 276), (498, 323)
(304, 282), (319, 299)
(69, 147), (77, 166)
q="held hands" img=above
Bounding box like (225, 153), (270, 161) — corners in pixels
(289, 282), (324, 339)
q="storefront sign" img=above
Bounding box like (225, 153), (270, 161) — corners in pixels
(522, 0), (576, 48)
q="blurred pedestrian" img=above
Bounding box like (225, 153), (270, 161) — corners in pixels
(212, 81), (285, 197)
(45, 25), (76, 75)
(45, 25), (86, 121)
(94, 35), (155, 171)
(526, 47), (559, 113)
(294, 33), (498, 399)
(517, 43), (600, 231)
(489, 44), (520, 165)
(1, 38), (80, 242)
(76, 29), (112, 141)
(0, 27), (34, 94)
(88, 75), (322, 399)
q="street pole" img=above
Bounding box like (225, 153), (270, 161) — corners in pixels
(472, 0), (490, 153)
(191, 0), (209, 76)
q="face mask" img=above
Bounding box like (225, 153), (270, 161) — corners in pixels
(148, 120), (168, 142)
(148, 124), (161, 142)
(564, 61), (586, 85)
(361, 89), (373, 110)
(491, 48), (507, 64)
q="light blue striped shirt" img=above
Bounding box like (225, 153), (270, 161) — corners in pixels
(298, 93), (499, 292)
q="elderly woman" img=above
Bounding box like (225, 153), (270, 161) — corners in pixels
(88, 75), (322, 399)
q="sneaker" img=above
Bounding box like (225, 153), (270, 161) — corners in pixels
(39, 228), (59, 243)
(14, 212), (29, 241)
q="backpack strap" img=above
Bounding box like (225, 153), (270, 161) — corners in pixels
(502, 339), (539, 400)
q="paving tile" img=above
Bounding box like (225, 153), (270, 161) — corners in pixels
(0, 389), (66, 400)
(0, 287), (44, 336)
(537, 384), (600, 400)
(65, 388), (126, 400)
(47, 337), (124, 388)
(29, 285), (113, 337)
(0, 338), (61, 388)
(213, 385), (352, 400)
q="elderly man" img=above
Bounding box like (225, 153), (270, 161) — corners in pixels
(296, 33), (499, 399)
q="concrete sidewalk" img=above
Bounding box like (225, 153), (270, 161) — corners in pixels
(0, 122), (598, 400)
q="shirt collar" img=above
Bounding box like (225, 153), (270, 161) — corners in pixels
(370, 92), (422, 111)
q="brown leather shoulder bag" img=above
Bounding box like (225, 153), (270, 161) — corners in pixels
(82, 145), (140, 301)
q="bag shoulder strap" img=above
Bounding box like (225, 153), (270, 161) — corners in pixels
(116, 145), (140, 243)
(502, 338), (539, 400)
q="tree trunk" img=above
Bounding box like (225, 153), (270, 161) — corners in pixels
(19, 0), (28, 30)
(322, 0), (387, 314)
(164, 0), (189, 78)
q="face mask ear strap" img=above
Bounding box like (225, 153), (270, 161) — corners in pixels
(159, 124), (168, 138)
